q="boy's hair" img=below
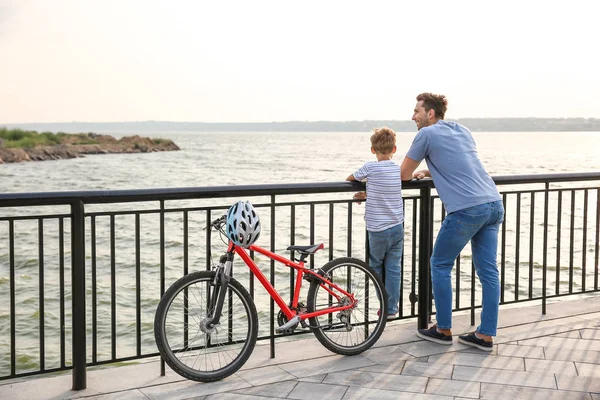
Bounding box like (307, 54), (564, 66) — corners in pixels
(416, 92), (448, 119)
(370, 127), (396, 154)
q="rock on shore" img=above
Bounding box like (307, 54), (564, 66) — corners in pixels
(0, 134), (180, 164)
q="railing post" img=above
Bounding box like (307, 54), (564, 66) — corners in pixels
(542, 182), (549, 314)
(270, 195), (276, 358)
(418, 186), (433, 329)
(71, 200), (86, 390)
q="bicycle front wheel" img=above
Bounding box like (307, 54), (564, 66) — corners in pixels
(307, 257), (387, 355)
(154, 271), (258, 382)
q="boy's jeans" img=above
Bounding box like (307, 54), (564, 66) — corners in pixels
(431, 200), (504, 336)
(368, 223), (404, 315)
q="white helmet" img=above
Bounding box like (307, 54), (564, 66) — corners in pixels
(226, 200), (261, 248)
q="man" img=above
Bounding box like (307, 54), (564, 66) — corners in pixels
(401, 93), (504, 351)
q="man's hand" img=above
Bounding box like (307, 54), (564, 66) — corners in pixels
(353, 191), (366, 205)
(413, 170), (430, 180)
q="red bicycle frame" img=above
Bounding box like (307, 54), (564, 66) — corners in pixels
(228, 241), (357, 321)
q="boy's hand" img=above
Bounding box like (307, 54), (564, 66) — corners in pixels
(353, 191), (366, 205)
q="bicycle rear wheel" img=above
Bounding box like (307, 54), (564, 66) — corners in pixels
(306, 257), (387, 355)
(154, 271), (258, 382)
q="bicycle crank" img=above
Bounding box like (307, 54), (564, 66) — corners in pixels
(276, 315), (300, 334)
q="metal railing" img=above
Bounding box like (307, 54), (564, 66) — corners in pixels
(0, 172), (599, 390)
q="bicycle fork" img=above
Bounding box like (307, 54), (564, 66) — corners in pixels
(203, 252), (234, 331)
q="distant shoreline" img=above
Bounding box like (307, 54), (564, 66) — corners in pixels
(0, 130), (179, 164)
(2, 118), (600, 133)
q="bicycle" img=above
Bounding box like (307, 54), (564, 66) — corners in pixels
(154, 202), (388, 382)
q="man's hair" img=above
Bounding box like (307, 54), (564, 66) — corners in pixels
(416, 92), (448, 119)
(370, 126), (396, 154)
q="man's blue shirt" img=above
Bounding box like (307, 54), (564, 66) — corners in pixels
(406, 120), (500, 213)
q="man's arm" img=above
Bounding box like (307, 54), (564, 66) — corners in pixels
(346, 174), (356, 181)
(400, 156), (430, 181)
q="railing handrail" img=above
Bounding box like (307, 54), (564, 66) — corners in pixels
(1, 172), (600, 207)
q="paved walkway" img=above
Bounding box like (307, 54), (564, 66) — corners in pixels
(2, 296), (600, 400)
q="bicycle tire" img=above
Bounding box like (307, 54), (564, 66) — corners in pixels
(154, 270), (258, 382)
(306, 257), (387, 355)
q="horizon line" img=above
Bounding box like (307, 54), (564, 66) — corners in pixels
(3, 117), (600, 125)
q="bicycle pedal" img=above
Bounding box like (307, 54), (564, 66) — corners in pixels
(276, 315), (300, 333)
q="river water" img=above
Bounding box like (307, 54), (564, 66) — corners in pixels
(0, 130), (598, 375)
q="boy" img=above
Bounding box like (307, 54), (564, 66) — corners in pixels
(347, 127), (404, 319)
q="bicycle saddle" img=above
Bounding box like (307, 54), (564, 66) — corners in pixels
(286, 243), (324, 255)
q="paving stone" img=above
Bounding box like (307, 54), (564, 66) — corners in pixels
(0, 374), (101, 400)
(581, 328), (600, 340)
(287, 381), (349, 400)
(322, 370), (428, 393)
(401, 360), (453, 379)
(139, 376), (251, 400)
(556, 373), (600, 393)
(234, 365), (296, 386)
(549, 330), (583, 339)
(519, 336), (600, 352)
(525, 358), (578, 375)
(545, 299), (600, 319)
(574, 312), (600, 323)
(497, 343), (545, 358)
(240, 338), (332, 371)
(375, 325), (429, 348)
(230, 381), (297, 398)
(425, 378), (480, 399)
(278, 354), (374, 378)
(358, 360), (406, 374)
(414, 356), (430, 362)
(80, 390), (150, 400)
(591, 394), (600, 400)
(496, 316), (596, 343)
(575, 362), (600, 378)
(85, 361), (186, 392)
(480, 382), (592, 400)
(544, 347), (600, 364)
(297, 374), (326, 383)
(205, 394), (274, 400)
(361, 343), (419, 364)
(341, 386), (450, 400)
(395, 340), (461, 358)
(452, 365), (556, 389)
(428, 352), (524, 371)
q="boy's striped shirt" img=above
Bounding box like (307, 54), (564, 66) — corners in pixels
(353, 160), (404, 232)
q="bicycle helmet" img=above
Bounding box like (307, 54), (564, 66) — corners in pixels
(226, 200), (261, 248)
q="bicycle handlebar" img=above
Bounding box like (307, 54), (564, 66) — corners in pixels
(211, 214), (227, 230)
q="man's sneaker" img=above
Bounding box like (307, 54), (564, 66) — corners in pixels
(416, 325), (453, 345)
(458, 332), (493, 351)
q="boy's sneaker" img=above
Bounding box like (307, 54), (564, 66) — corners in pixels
(416, 325), (453, 345)
(377, 310), (397, 320)
(458, 332), (494, 351)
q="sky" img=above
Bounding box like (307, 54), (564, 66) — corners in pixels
(1, 0), (599, 123)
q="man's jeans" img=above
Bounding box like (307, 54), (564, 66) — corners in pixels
(368, 223), (404, 315)
(431, 201), (504, 336)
